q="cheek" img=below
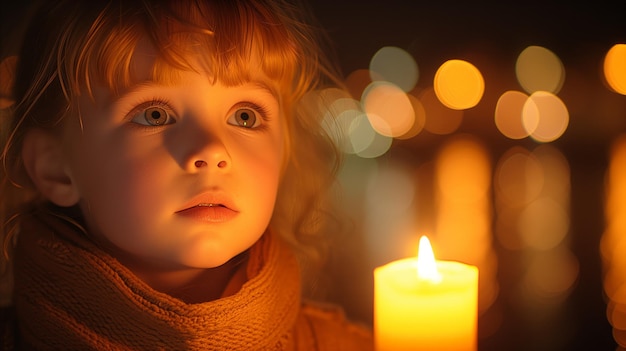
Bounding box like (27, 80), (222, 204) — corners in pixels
(69, 135), (174, 245)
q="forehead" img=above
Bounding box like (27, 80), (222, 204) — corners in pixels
(125, 37), (278, 96)
(79, 1), (297, 101)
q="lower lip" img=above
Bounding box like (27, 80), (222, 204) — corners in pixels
(176, 206), (238, 223)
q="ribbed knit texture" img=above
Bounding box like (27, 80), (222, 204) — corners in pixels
(14, 208), (299, 350)
(11, 207), (373, 351)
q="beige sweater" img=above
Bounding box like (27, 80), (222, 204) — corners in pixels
(6, 207), (372, 350)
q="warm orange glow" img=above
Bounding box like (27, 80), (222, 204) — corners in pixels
(434, 59), (485, 110)
(515, 46), (565, 94)
(495, 148), (543, 207)
(522, 249), (579, 298)
(495, 145), (571, 253)
(419, 88), (464, 135)
(416, 236), (442, 283)
(523, 91), (569, 142)
(519, 198), (569, 250)
(362, 81), (415, 137)
(436, 136), (490, 202)
(604, 44), (626, 95)
(395, 94), (426, 139)
(602, 135), (626, 347)
(495, 90), (531, 139)
(374, 243), (479, 351)
(345, 69), (374, 100)
(434, 136), (497, 313)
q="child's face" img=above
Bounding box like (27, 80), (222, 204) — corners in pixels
(61, 44), (285, 269)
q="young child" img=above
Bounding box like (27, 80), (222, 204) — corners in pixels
(0, 0), (373, 349)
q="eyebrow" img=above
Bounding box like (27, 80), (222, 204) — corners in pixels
(249, 80), (280, 102)
(109, 79), (280, 105)
(107, 81), (163, 105)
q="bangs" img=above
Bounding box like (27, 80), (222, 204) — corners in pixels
(71, 0), (300, 99)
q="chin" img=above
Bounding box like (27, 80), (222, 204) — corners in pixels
(177, 256), (232, 269)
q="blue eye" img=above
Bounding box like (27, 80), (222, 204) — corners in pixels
(229, 108), (260, 128)
(132, 105), (176, 126)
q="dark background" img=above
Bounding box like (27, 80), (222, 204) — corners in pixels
(2, 1), (626, 350)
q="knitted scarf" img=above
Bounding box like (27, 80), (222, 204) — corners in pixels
(13, 207), (301, 350)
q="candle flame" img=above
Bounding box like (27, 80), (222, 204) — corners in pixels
(417, 236), (442, 283)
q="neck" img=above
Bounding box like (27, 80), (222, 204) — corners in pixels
(112, 250), (250, 304)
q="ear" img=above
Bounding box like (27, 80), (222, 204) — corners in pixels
(0, 56), (17, 109)
(21, 129), (80, 207)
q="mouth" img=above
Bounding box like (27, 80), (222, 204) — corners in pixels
(196, 203), (225, 208)
(176, 192), (239, 223)
(176, 203), (238, 223)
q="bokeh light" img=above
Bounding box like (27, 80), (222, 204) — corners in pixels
(603, 44), (626, 95)
(533, 145), (571, 201)
(495, 148), (544, 207)
(347, 114), (378, 155)
(356, 131), (393, 159)
(362, 81), (415, 137)
(329, 107), (372, 154)
(523, 91), (569, 142)
(515, 46), (565, 94)
(495, 145), (571, 252)
(311, 86), (395, 158)
(495, 90), (531, 139)
(361, 161), (419, 263)
(419, 88), (464, 135)
(436, 136), (491, 203)
(518, 197), (569, 250)
(434, 59), (485, 110)
(602, 135), (626, 347)
(521, 248), (579, 299)
(313, 89), (361, 153)
(345, 69), (376, 100)
(433, 135), (497, 313)
(494, 144), (575, 349)
(369, 46), (419, 92)
(395, 94), (426, 139)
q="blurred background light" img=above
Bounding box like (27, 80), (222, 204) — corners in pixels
(395, 94), (426, 140)
(523, 91), (569, 143)
(418, 88), (464, 135)
(369, 46), (419, 92)
(518, 197), (569, 250)
(345, 68), (375, 100)
(495, 90), (531, 139)
(521, 248), (579, 299)
(362, 161), (418, 263)
(433, 135), (497, 314)
(603, 44), (626, 95)
(301, 2), (626, 348)
(355, 129), (393, 158)
(433, 59), (485, 110)
(515, 46), (565, 94)
(362, 81), (415, 137)
(602, 134), (626, 347)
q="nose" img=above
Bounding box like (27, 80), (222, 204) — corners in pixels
(170, 122), (231, 173)
(184, 137), (231, 172)
(193, 159), (228, 169)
